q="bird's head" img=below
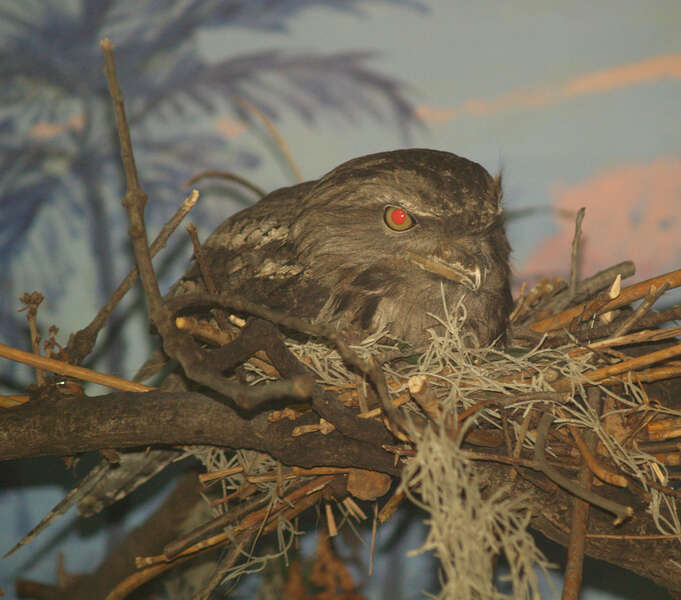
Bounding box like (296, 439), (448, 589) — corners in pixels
(290, 149), (512, 346)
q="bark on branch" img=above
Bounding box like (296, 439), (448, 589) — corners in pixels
(0, 389), (399, 475)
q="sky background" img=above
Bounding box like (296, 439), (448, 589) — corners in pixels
(1, 1), (679, 598)
(200, 1), (681, 277)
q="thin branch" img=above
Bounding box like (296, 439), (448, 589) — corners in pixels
(185, 224), (230, 331)
(162, 493), (272, 560)
(141, 476), (335, 568)
(552, 341), (681, 391)
(235, 96), (303, 183)
(554, 207), (585, 315)
(193, 533), (255, 600)
(569, 208), (585, 294)
(105, 553), (198, 600)
(101, 38), (163, 321)
(0, 342), (152, 393)
(101, 39), (312, 410)
(567, 423), (628, 488)
(611, 281), (670, 338)
(562, 387), (599, 600)
(65, 190), (199, 365)
(184, 169), (266, 199)
(19, 291), (45, 384)
(509, 411), (533, 482)
(544, 305), (681, 345)
(534, 413), (632, 524)
(530, 268), (681, 333)
(570, 324), (681, 355)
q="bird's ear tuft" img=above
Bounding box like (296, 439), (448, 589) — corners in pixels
(492, 171), (503, 216)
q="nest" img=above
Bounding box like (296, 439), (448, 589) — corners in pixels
(155, 262), (681, 599)
(5, 250), (681, 599)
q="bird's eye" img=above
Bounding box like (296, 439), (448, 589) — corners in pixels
(384, 206), (415, 231)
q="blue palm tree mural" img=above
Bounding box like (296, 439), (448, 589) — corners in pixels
(0, 0), (421, 385)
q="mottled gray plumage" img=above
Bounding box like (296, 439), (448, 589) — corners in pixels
(194, 148), (512, 346)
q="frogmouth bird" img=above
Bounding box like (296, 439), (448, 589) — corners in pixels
(187, 148), (512, 347)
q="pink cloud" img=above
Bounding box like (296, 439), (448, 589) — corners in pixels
(417, 53), (681, 123)
(519, 158), (681, 284)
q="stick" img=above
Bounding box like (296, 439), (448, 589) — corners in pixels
(65, 190), (199, 364)
(534, 413), (632, 524)
(611, 282), (670, 338)
(553, 341), (681, 391)
(235, 96), (303, 183)
(0, 343), (152, 393)
(101, 39), (313, 409)
(561, 387), (599, 600)
(530, 268), (681, 333)
(184, 169), (266, 198)
(557, 207), (585, 314)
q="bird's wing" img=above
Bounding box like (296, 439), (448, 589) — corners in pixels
(185, 180), (330, 320)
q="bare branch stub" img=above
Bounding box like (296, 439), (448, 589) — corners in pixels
(546, 205), (586, 316)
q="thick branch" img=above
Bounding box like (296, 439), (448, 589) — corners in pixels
(0, 390), (398, 475)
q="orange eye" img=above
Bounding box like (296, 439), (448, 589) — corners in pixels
(384, 206), (415, 231)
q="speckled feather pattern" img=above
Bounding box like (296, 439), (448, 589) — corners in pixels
(190, 149), (513, 347)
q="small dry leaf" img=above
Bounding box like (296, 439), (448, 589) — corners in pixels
(347, 468), (391, 501)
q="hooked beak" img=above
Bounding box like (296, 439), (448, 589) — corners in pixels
(407, 250), (484, 291)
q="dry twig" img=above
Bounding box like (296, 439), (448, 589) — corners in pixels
(534, 413), (632, 524)
(183, 169), (266, 198)
(530, 268), (681, 333)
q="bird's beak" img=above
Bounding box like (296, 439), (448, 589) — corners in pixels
(407, 250), (484, 291)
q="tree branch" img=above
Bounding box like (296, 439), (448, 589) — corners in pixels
(100, 39), (314, 410)
(0, 389), (399, 475)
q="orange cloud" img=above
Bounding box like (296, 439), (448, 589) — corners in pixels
(417, 53), (681, 123)
(29, 113), (85, 139)
(519, 157), (681, 283)
(30, 121), (68, 139)
(216, 117), (248, 140)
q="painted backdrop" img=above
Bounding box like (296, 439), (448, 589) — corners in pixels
(1, 1), (679, 598)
